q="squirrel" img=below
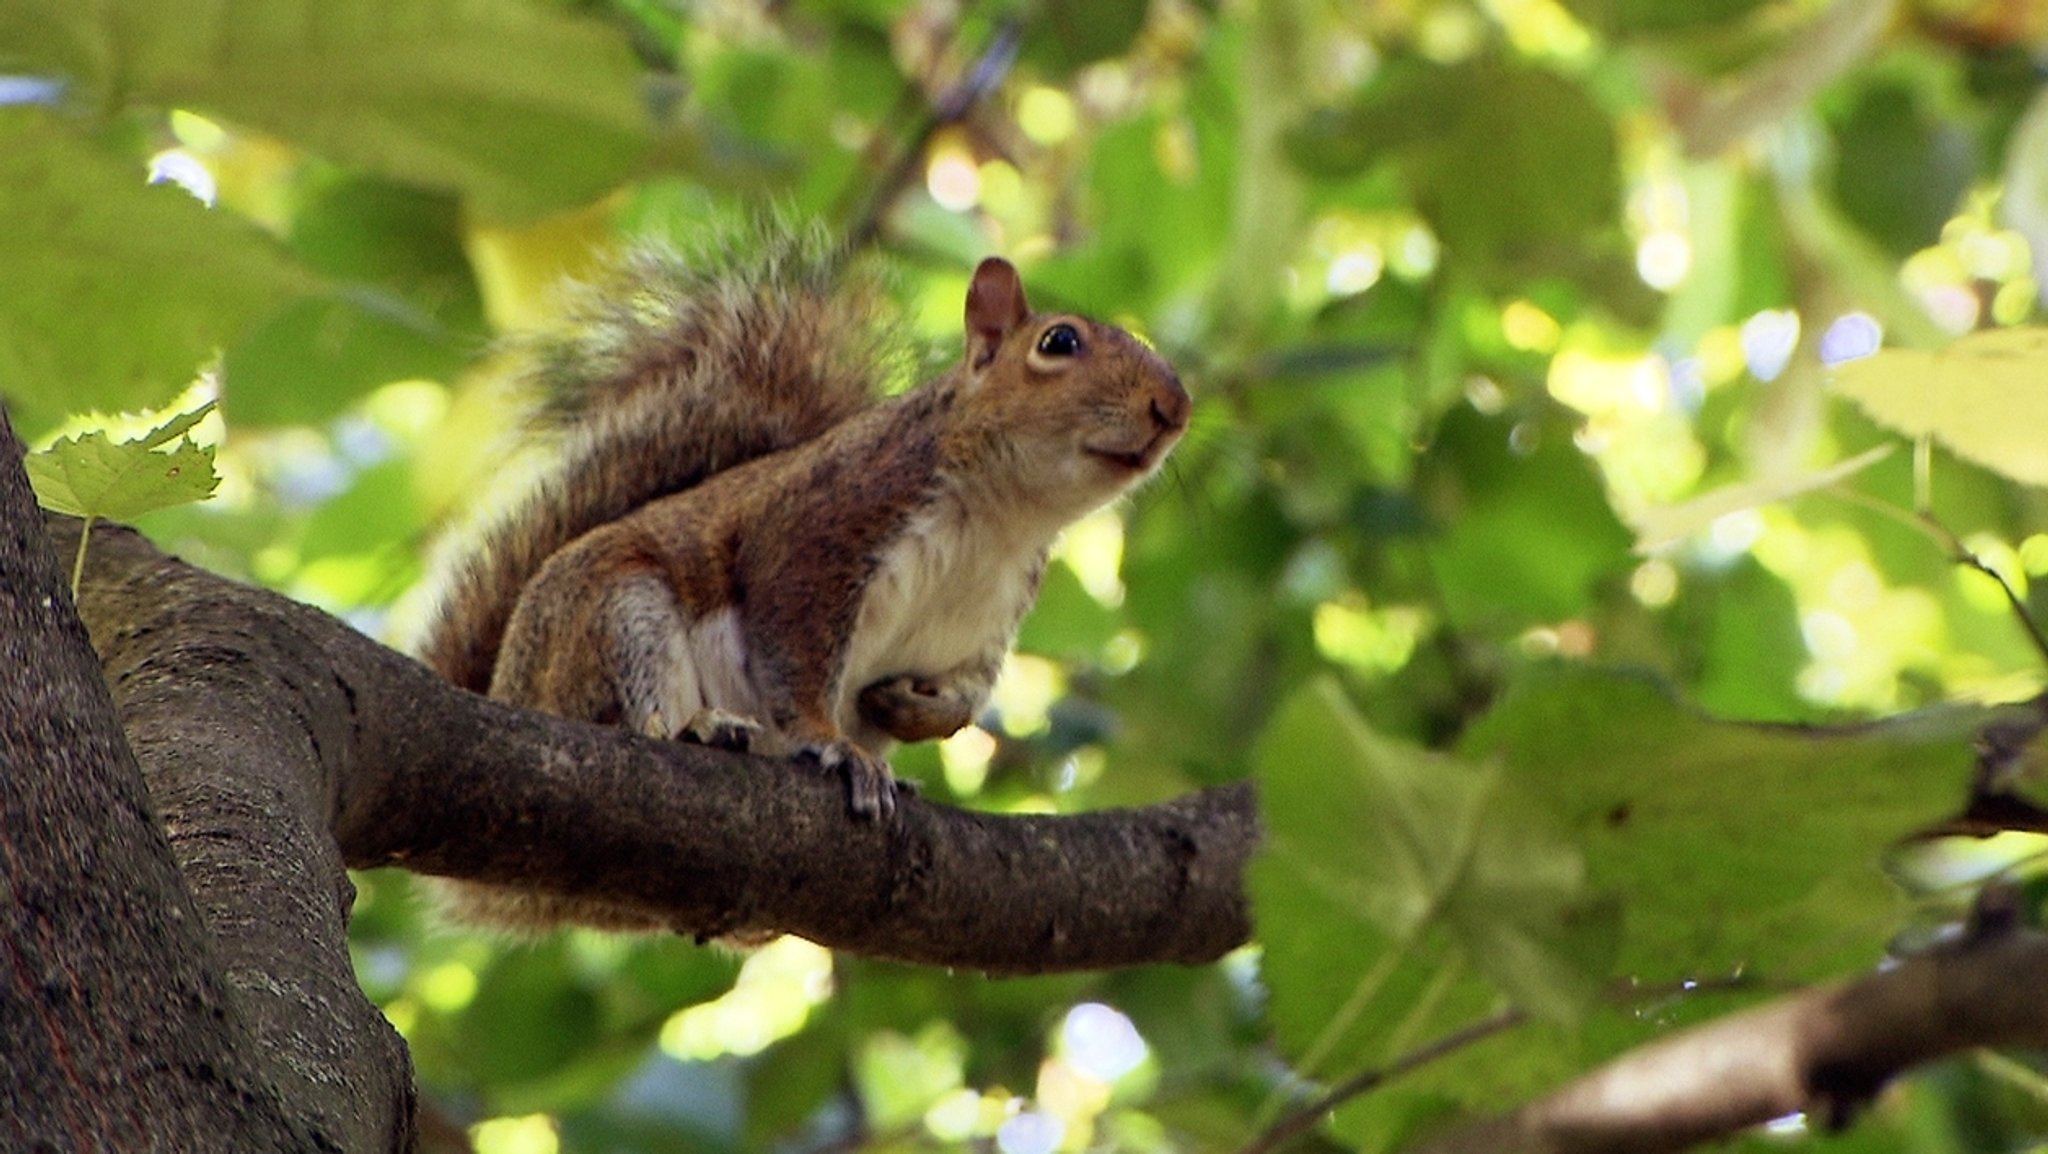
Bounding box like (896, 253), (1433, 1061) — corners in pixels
(418, 226), (1190, 933)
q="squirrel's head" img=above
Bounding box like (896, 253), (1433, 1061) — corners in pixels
(954, 257), (1191, 511)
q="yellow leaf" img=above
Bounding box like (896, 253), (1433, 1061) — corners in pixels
(1833, 326), (2048, 486)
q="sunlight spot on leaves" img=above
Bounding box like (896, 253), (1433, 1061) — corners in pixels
(991, 654), (1064, 738)
(857, 1021), (967, 1131)
(1055, 507), (1126, 605)
(471, 1114), (559, 1154)
(415, 961), (479, 1013)
(939, 726), (997, 796)
(658, 937), (831, 1061)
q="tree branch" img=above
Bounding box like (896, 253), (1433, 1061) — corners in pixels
(56, 514), (1257, 975)
(2, 412), (405, 1151)
(1410, 926), (2048, 1154)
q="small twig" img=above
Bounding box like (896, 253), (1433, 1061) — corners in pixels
(843, 19), (1022, 252)
(1826, 484), (2048, 669)
(1952, 544), (2048, 669)
(1236, 1009), (1527, 1154)
(1237, 975), (1770, 1154)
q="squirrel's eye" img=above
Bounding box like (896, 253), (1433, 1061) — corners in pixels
(1036, 323), (1082, 358)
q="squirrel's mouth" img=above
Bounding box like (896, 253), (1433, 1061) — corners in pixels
(1085, 427), (1182, 474)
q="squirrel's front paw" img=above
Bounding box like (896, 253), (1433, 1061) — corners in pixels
(858, 675), (975, 743)
(797, 740), (904, 820)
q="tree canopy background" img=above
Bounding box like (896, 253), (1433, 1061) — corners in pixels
(9, 0), (2048, 1151)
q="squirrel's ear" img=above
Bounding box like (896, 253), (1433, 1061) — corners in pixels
(965, 257), (1029, 370)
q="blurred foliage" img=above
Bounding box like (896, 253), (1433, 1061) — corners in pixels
(12, 0), (2048, 1151)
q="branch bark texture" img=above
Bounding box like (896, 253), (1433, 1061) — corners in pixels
(57, 514), (1258, 974)
(2, 418), (396, 1152)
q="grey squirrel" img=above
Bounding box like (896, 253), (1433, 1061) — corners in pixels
(418, 227), (1189, 931)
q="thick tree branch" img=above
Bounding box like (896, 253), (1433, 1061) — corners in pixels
(1411, 926), (2048, 1154)
(2, 414), (402, 1151)
(57, 514), (1257, 975)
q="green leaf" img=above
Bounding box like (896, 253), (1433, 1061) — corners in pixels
(298, 459), (420, 561)
(0, 111), (312, 422)
(1461, 666), (1984, 979)
(1555, 0), (1769, 36)
(26, 402), (222, 521)
(1681, 557), (1813, 724)
(1631, 445), (1893, 553)
(744, 1023), (846, 1147)
(1832, 327), (2048, 487)
(1321, 59), (1622, 283)
(1253, 679), (1615, 1083)
(220, 177), (487, 424)
(1016, 560), (1120, 662)
(1828, 77), (1974, 259)
(1421, 407), (1636, 631)
(224, 293), (472, 427)
(454, 941), (603, 1088)
(1023, 0), (1151, 74)
(1300, 669), (1986, 1149)
(2, 0), (650, 219)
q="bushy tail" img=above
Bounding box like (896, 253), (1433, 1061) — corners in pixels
(419, 225), (894, 694)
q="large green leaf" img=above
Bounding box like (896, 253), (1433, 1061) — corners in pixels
(1282, 669), (1988, 1150)
(0, 111), (311, 421)
(1023, 0), (1151, 74)
(1253, 679), (1617, 1085)
(1833, 327), (2048, 488)
(2, 0), (650, 219)
(1555, 0), (1769, 35)
(222, 178), (485, 423)
(1295, 59), (1623, 285)
(452, 941), (604, 1091)
(1462, 666), (1986, 979)
(1420, 407), (1637, 631)
(1827, 77), (1974, 259)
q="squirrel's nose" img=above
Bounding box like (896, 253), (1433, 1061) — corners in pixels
(1149, 379), (1191, 433)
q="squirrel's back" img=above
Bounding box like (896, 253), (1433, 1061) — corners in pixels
(419, 227), (893, 694)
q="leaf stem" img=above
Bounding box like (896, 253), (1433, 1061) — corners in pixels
(70, 515), (95, 602)
(1913, 434), (1933, 513)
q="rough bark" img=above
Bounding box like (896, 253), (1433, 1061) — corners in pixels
(0, 410), (406, 1153)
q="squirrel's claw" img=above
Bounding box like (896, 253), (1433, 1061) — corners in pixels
(797, 740), (900, 820)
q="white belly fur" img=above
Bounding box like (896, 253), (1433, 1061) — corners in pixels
(665, 496), (1048, 743)
(832, 496), (1046, 734)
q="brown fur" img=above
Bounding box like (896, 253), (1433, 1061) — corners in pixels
(419, 229), (887, 695)
(421, 247), (1190, 934)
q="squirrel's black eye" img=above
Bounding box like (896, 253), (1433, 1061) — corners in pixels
(1036, 323), (1082, 358)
